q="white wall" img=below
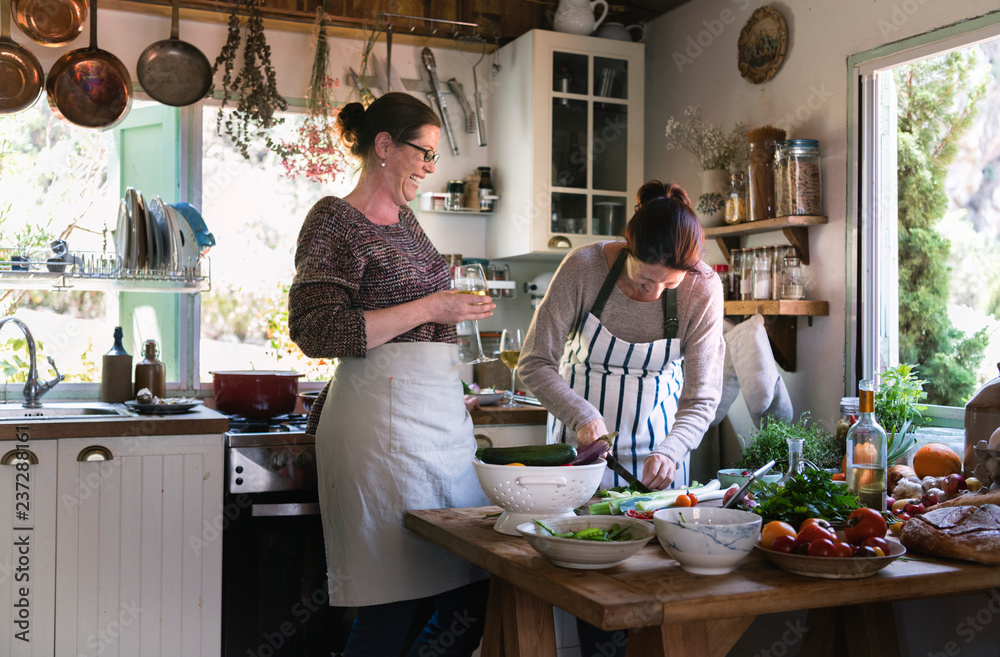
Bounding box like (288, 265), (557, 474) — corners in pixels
(644, 0), (999, 440)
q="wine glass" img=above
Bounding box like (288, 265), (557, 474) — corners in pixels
(499, 328), (523, 407)
(453, 263), (497, 365)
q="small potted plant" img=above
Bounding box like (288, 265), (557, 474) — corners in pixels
(874, 363), (928, 465)
(726, 413), (844, 485)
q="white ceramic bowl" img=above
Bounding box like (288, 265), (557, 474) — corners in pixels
(515, 516), (655, 569)
(653, 507), (762, 575)
(471, 392), (505, 406)
(473, 459), (606, 535)
(717, 468), (782, 488)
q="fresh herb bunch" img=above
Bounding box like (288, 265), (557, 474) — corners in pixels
(747, 468), (861, 526)
(734, 414), (843, 472)
(875, 363), (928, 463)
(209, 0), (288, 159)
(664, 106), (748, 170)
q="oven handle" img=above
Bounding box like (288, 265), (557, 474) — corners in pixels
(251, 502), (321, 517)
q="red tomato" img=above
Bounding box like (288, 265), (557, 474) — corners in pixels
(769, 535), (797, 553)
(807, 538), (838, 557)
(796, 524), (836, 546)
(905, 503), (925, 517)
(799, 517), (834, 533)
(862, 536), (890, 554)
(674, 494), (692, 507)
(844, 508), (888, 545)
(894, 512), (911, 523)
(687, 493), (698, 506)
(833, 541), (855, 558)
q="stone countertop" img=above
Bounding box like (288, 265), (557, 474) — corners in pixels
(0, 403), (229, 440)
(471, 403), (548, 426)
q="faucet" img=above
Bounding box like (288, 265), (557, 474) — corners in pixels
(0, 317), (65, 408)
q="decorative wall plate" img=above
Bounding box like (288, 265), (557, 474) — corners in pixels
(737, 6), (788, 84)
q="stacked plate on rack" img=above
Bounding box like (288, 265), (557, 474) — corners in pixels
(114, 187), (214, 275)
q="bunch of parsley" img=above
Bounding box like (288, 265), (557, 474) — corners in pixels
(747, 468), (860, 526)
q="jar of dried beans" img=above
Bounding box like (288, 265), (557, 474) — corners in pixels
(775, 139), (822, 217)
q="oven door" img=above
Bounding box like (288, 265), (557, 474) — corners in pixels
(222, 490), (354, 657)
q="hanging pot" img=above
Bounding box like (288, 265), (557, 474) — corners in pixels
(45, 0), (131, 129)
(0, 0), (44, 113)
(136, 0), (211, 107)
(11, 0), (85, 47)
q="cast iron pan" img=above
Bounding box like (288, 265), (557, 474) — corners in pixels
(136, 0), (211, 107)
(46, 0), (131, 129)
(11, 0), (85, 47)
(0, 0), (44, 113)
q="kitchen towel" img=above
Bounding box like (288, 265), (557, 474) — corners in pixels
(712, 313), (792, 428)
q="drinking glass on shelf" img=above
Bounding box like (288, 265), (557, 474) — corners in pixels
(499, 328), (523, 407)
(453, 263), (497, 365)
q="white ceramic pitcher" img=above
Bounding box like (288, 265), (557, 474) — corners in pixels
(553, 0), (609, 36)
(595, 21), (645, 42)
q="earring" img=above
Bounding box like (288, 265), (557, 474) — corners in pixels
(380, 160), (386, 167)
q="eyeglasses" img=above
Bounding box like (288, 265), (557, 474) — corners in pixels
(402, 141), (440, 164)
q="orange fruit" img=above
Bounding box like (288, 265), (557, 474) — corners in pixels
(912, 444), (962, 479)
(853, 442), (878, 465)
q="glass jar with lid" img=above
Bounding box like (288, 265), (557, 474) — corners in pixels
(724, 172), (747, 225)
(752, 247), (772, 300)
(775, 139), (822, 217)
(780, 252), (806, 300)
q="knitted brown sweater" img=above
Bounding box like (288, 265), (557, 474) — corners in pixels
(288, 196), (455, 433)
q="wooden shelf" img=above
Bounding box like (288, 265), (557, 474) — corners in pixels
(724, 300), (829, 316)
(705, 215), (827, 265)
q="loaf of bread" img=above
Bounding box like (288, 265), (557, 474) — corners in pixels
(930, 489), (1000, 509)
(900, 503), (1000, 565)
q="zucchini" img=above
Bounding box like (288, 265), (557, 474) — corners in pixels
(476, 444), (577, 466)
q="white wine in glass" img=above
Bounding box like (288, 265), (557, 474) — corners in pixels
(499, 328), (523, 407)
(453, 264), (497, 364)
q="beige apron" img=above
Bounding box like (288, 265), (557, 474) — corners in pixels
(315, 342), (489, 606)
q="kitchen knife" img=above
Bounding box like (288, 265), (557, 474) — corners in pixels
(723, 459), (776, 509)
(604, 452), (651, 493)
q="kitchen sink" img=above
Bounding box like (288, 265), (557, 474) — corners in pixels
(0, 402), (131, 420)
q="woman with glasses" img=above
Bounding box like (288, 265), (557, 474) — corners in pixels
(288, 92), (494, 657)
(518, 181), (725, 655)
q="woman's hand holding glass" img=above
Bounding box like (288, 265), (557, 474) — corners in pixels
(453, 264), (497, 364)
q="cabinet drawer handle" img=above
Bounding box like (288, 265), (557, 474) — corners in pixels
(1, 449), (38, 465)
(78, 446), (113, 461)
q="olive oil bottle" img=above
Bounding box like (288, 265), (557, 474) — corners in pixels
(847, 379), (888, 511)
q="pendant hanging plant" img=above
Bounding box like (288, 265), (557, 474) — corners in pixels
(208, 0), (288, 159)
(274, 1), (350, 183)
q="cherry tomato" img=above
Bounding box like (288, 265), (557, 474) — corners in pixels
(760, 521), (798, 549)
(807, 538), (838, 557)
(854, 545), (878, 558)
(894, 512), (911, 523)
(833, 541), (855, 558)
(687, 493), (698, 506)
(862, 536), (890, 554)
(769, 535), (797, 553)
(905, 503), (925, 517)
(674, 495), (692, 507)
(796, 524), (837, 546)
(844, 507), (887, 545)
(799, 518), (834, 533)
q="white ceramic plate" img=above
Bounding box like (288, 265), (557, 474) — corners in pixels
(145, 196), (173, 272)
(471, 392), (505, 405)
(126, 188), (148, 270)
(160, 199), (183, 273)
(114, 198), (130, 272)
(166, 204), (200, 270)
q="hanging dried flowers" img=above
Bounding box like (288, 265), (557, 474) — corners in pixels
(273, 3), (350, 183)
(209, 0), (288, 159)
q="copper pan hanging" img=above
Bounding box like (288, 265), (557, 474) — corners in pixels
(0, 0), (44, 113)
(46, 0), (131, 129)
(11, 0), (85, 47)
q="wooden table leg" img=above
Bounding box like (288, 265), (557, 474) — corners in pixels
(480, 578), (504, 657)
(479, 577), (557, 657)
(626, 616), (756, 657)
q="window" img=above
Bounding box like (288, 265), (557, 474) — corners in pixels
(1, 97), (353, 398)
(850, 13), (1000, 422)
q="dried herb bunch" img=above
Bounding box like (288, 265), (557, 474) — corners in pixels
(209, 0), (288, 158)
(274, 5), (350, 183)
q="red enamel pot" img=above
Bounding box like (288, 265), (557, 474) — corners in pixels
(210, 370), (302, 418)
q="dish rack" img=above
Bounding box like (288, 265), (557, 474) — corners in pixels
(0, 248), (211, 293)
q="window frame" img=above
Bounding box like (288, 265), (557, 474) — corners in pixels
(846, 11), (1000, 424)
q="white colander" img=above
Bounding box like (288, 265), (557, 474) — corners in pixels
(472, 459), (607, 535)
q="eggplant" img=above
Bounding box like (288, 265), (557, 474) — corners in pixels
(571, 431), (619, 466)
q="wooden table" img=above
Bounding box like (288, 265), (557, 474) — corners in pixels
(404, 506), (1000, 657)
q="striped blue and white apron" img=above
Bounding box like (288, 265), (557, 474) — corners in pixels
(547, 250), (689, 490)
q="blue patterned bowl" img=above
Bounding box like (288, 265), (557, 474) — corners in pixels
(653, 507), (762, 575)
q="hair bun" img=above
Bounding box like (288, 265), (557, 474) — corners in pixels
(664, 183), (692, 208)
(336, 102), (366, 144)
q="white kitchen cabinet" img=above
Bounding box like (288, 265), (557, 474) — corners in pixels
(54, 434), (223, 657)
(0, 439), (57, 657)
(486, 29), (645, 259)
(474, 423), (547, 449)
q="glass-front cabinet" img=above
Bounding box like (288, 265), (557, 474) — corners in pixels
(486, 30), (644, 259)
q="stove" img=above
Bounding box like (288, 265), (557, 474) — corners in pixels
(220, 412), (353, 656)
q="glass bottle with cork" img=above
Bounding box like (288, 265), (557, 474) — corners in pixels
(134, 339), (166, 399)
(847, 379), (888, 511)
